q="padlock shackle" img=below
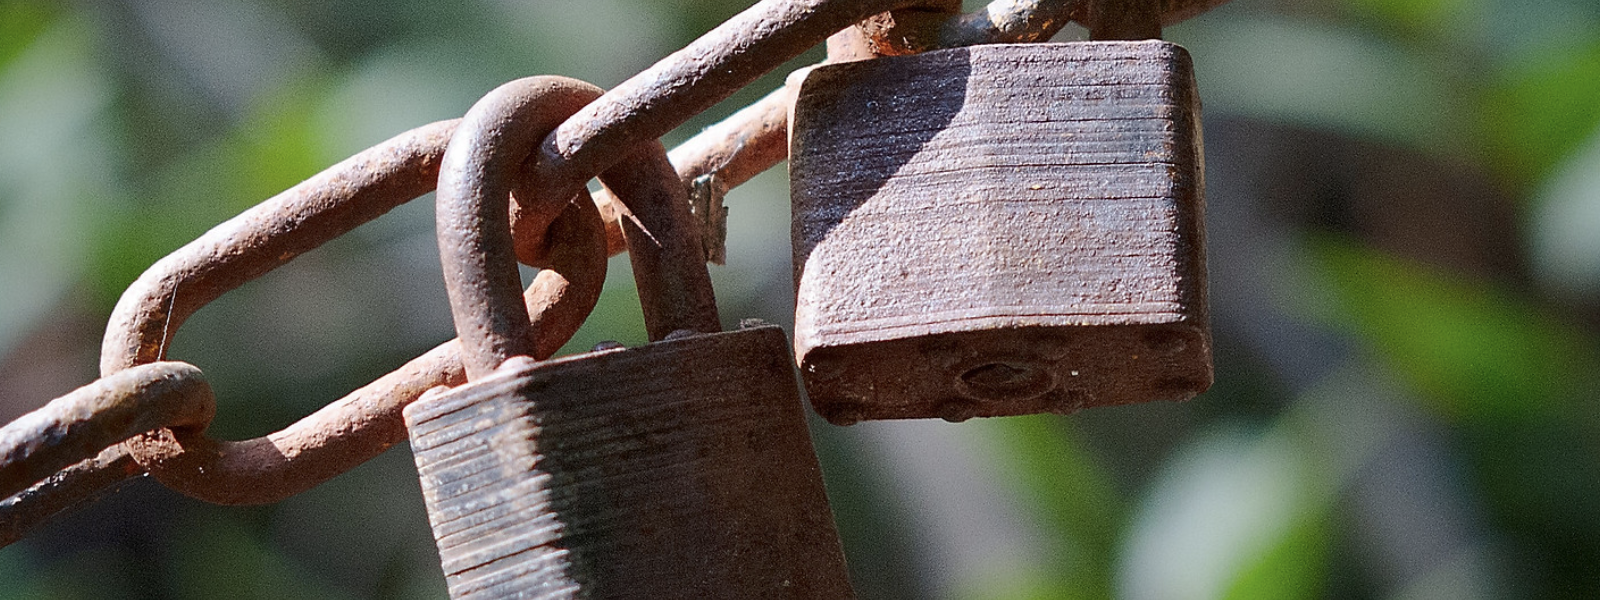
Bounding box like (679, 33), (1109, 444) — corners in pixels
(438, 76), (615, 380)
(591, 142), (723, 341)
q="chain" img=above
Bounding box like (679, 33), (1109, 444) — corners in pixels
(0, 363), (211, 501)
(0, 0), (1230, 546)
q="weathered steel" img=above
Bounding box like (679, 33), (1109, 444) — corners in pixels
(667, 86), (792, 188)
(514, 0), (955, 255)
(0, 0), (1231, 542)
(849, 0), (1230, 57)
(486, 79), (718, 337)
(0, 362), (211, 500)
(0, 445), (142, 547)
(439, 76), (613, 379)
(595, 141), (723, 338)
(843, 0), (964, 58)
(408, 328), (850, 600)
(98, 107), (604, 503)
(415, 75), (849, 599)
(1085, 0), (1162, 40)
(790, 42), (1212, 424)
(609, 0), (1086, 236)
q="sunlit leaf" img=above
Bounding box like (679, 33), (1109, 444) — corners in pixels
(1219, 513), (1330, 600)
(0, 1), (55, 69)
(1481, 39), (1600, 184)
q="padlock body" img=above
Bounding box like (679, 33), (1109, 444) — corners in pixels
(790, 41), (1211, 424)
(404, 325), (852, 600)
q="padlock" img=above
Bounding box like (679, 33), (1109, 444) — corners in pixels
(789, 40), (1212, 424)
(406, 76), (852, 599)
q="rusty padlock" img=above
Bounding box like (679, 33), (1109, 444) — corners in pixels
(789, 39), (1213, 424)
(405, 76), (852, 599)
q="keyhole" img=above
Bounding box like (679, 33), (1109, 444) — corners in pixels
(957, 361), (1054, 401)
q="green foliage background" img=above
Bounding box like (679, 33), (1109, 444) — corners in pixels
(1, 0), (1598, 598)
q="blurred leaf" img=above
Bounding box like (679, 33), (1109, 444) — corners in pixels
(982, 415), (1122, 599)
(1117, 427), (1330, 600)
(91, 74), (330, 303)
(0, 548), (46, 600)
(172, 513), (358, 600)
(1528, 126), (1600, 296)
(556, 256), (650, 355)
(1173, 16), (1466, 153)
(1481, 38), (1600, 184)
(34, 546), (140, 600)
(0, 0), (55, 68)
(1301, 234), (1595, 421)
(1343, 0), (1480, 40)
(951, 568), (1081, 600)
(1219, 513), (1330, 600)
(0, 15), (111, 351)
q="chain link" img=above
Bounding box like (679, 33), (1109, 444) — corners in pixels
(0, 0), (1232, 546)
(0, 362), (211, 501)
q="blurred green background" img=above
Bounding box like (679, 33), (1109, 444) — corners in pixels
(2, 0), (1599, 598)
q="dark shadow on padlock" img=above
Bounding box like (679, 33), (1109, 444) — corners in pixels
(408, 328), (845, 598)
(788, 52), (969, 252)
(408, 76), (853, 599)
(791, 42), (1212, 424)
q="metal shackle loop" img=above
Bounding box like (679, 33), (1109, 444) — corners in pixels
(592, 140), (723, 341)
(437, 76), (614, 379)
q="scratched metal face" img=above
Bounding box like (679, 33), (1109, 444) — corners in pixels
(789, 41), (1211, 424)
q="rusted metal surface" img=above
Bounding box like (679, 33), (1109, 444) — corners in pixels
(407, 327), (853, 599)
(516, 0), (951, 255)
(942, 0), (1080, 46)
(0, 362), (210, 500)
(419, 69), (850, 597)
(789, 42), (1212, 423)
(0, 0), (1230, 538)
(121, 194), (602, 505)
(93, 120), (456, 503)
(493, 70), (721, 342)
(669, 87), (790, 189)
(601, 0), (1092, 241)
(1085, 0), (1162, 39)
(856, 0), (1233, 54)
(0, 445), (143, 547)
(648, 0), (1233, 203)
(844, 0), (964, 58)
(859, 0), (1078, 54)
(597, 142), (722, 339)
(439, 76), (611, 379)
(93, 96), (603, 502)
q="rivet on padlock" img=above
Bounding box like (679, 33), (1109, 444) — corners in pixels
(405, 76), (852, 599)
(789, 39), (1212, 424)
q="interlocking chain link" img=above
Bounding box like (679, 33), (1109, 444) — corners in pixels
(0, 0), (1232, 546)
